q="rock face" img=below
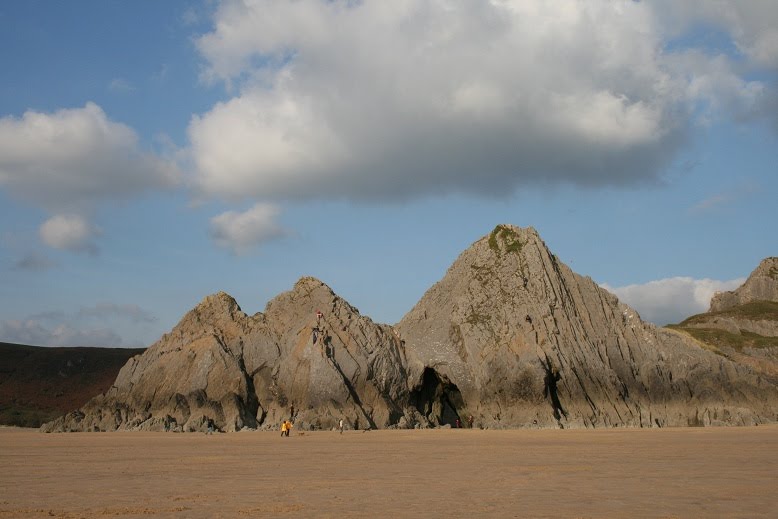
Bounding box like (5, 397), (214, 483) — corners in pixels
(396, 225), (778, 428)
(710, 258), (778, 312)
(670, 258), (778, 384)
(43, 279), (408, 432)
(42, 225), (778, 432)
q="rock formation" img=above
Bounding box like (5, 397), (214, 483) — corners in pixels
(396, 225), (777, 428)
(670, 258), (778, 384)
(43, 278), (408, 432)
(710, 257), (778, 312)
(42, 225), (778, 432)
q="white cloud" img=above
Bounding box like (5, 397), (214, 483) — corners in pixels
(108, 78), (135, 93)
(0, 102), (180, 212)
(654, 1), (778, 69)
(0, 302), (159, 348)
(39, 214), (100, 254)
(187, 0), (772, 203)
(77, 303), (158, 324)
(0, 319), (123, 348)
(601, 276), (745, 326)
(210, 203), (286, 254)
(687, 182), (758, 214)
(688, 194), (729, 214)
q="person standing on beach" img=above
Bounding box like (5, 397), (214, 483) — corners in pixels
(339, 419), (344, 434)
(281, 420), (287, 437)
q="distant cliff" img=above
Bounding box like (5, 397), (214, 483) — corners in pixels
(42, 226), (778, 432)
(670, 257), (778, 384)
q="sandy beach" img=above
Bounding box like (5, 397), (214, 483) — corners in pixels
(1, 425), (776, 518)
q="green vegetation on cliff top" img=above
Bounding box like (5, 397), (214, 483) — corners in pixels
(488, 225), (524, 254)
(678, 301), (778, 325)
(667, 326), (778, 351)
(667, 301), (778, 352)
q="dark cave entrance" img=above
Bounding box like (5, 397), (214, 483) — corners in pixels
(410, 367), (463, 427)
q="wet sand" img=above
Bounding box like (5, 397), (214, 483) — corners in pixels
(1, 425), (776, 518)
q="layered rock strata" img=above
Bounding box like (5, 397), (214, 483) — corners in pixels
(43, 226), (778, 432)
(396, 226), (777, 429)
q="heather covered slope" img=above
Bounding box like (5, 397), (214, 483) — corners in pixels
(0, 342), (143, 427)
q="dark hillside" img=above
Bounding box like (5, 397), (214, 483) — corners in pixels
(0, 342), (144, 427)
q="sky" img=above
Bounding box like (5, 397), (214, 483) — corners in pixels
(1, 0), (776, 348)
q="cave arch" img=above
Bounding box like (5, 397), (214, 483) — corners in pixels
(410, 367), (463, 427)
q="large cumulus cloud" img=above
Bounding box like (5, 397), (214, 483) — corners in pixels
(188, 0), (772, 202)
(601, 276), (745, 326)
(0, 102), (180, 211)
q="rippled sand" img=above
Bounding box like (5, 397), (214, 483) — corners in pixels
(1, 425), (776, 518)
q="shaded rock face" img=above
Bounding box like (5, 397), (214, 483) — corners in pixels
(710, 258), (778, 312)
(43, 226), (778, 432)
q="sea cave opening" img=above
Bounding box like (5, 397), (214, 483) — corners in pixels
(410, 367), (463, 427)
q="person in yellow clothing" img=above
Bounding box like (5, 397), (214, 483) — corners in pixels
(281, 420), (293, 437)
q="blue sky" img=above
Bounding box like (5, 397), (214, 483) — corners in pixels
(1, 0), (776, 347)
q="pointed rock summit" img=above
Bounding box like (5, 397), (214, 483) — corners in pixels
(670, 257), (778, 383)
(710, 257), (778, 311)
(44, 278), (408, 432)
(43, 225), (778, 432)
(397, 225), (777, 428)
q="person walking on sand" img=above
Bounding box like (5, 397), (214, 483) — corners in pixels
(285, 420), (293, 437)
(339, 418), (344, 435)
(281, 420), (287, 437)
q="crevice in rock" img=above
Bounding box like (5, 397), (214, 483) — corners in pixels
(542, 355), (567, 421)
(238, 356), (260, 428)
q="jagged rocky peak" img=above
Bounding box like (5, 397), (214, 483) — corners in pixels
(398, 224), (778, 429)
(41, 225), (778, 433)
(264, 276), (362, 327)
(187, 291), (245, 321)
(710, 257), (778, 312)
(165, 290), (253, 353)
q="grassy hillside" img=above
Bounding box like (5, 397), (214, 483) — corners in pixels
(667, 327), (778, 351)
(678, 301), (778, 326)
(0, 342), (144, 427)
(667, 301), (778, 352)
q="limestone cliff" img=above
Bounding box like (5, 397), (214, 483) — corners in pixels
(710, 257), (778, 312)
(42, 225), (778, 432)
(396, 225), (778, 428)
(43, 279), (407, 432)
